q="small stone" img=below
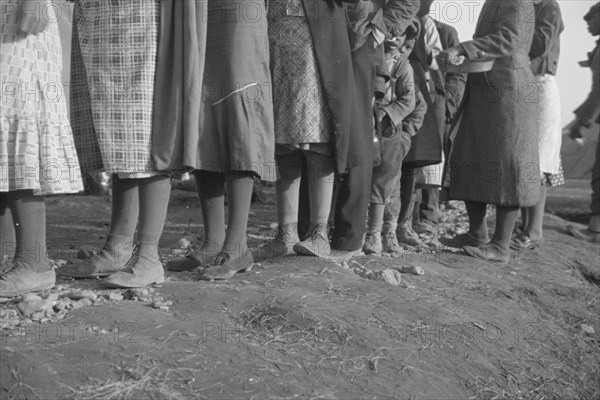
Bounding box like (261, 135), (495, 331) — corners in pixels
(108, 292), (124, 302)
(22, 294), (42, 303)
(30, 311), (46, 321)
(178, 236), (194, 250)
(17, 300), (53, 317)
(79, 298), (93, 307)
(67, 290), (97, 301)
(77, 248), (97, 259)
(53, 260), (68, 267)
(53, 300), (71, 312)
(395, 265), (425, 276)
(71, 300), (85, 310)
(131, 288), (149, 298)
(377, 269), (402, 286)
(0, 309), (19, 319)
(46, 293), (59, 303)
(581, 324), (595, 336)
(54, 285), (64, 292)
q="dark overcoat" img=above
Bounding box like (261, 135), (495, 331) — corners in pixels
(303, 0), (359, 173)
(448, 0), (541, 207)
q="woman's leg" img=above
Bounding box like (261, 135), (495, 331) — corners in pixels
(0, 193), (15, 266)
(198, 172), (256, 279)
(252, 150), (302, 261)
(293, 151), (334, 257)
(105, 176), (170, 287)
(464, 205), (518, 263)
(58, 175), (139, 278)
(523, 184), (546, 242)
(465, 201), (489, 240)
(221, 172), (254, 259)
(0, 190), (54, 297)
(167, 171), (225, 271)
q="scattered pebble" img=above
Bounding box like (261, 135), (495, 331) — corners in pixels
(67, 290), (98, 301)
(21, 294), (42, 303)
(581, 324), (595, 336)
(395, 265), (425, 276)
(107, 292), (124, 302)
(17, 299), (53, 317)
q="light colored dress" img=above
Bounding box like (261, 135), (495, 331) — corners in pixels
(0, 0), (83, 195)
(70, 0), (160, 176)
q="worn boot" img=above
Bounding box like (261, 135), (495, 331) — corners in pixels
(362, 231), (383, 255)
(58, 241), (135, 278)
(104, 243), (165, 288)
(0, 262), (55, 298)
(253, 223), (300, 261)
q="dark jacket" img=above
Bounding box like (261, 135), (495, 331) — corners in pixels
(575, 41), (600, 126)
(449, 0), (540, 207)
(529, 0), (564, 76)
(304, 0), (359, 172)
(435, 20), (467, 122)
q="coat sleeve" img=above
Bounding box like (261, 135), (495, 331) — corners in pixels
(529, 0), (563, 60)
(402, 82), (427, 137)
(575, 46), (600, 126)
(381, 60), (416, 129)
(442, 25), (466, 122)
(461, 0), (532, 60)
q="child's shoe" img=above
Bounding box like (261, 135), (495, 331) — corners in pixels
(382, 231), (403, 254)
(362, 232), (383, 255)
(167, 243), (221, 271)
(104, 244), (165, 288)
(58, 241), (134, 278)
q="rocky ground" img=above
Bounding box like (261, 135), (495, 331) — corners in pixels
(0, 181), (599, 399)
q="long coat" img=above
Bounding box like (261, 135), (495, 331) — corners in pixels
(448, 0), (541, 207)
(303, 0), (358, 173)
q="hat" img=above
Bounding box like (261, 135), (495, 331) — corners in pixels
(584, 2), (600, 21)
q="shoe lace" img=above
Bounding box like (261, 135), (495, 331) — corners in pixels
(0, 260), (20, 278)
(123, 244), (141, 270)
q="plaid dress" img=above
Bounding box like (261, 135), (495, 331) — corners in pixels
(0, 0), (83, 195)
(70, 0), (160, 174)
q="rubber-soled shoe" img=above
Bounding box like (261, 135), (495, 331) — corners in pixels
(439, 232), (488, 249)
(0, 263), (55, 298)
(104, 245), (165, 288)
(58, 242), (135, 278)
(198, 250), (254, 280)
(363, 232), (383, 255)
(382, 231), (403, 254)
(293, 228), (331, 258)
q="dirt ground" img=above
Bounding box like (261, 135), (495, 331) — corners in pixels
(1, 180), (599, 400)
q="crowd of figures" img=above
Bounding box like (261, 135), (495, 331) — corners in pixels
(1, 0), (599, 297)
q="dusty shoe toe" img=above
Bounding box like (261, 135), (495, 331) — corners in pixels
(58, 247), (133, 278)
(463, 242), (510, 264)
(0, 265), (55, 298)
(439, 233), (488, 249)
(167, 246), (221, 272)
(104, 247), (164, 289)
(382, 231), (403, 254)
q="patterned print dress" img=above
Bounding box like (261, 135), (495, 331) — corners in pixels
(0, 0), (83, 195)
(70, 0), (160, 175)
(267, 0), (332, 145)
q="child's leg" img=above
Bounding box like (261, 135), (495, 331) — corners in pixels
(0, 193), (15, 265)
(0, 190), (54, 297)
(105, 176), (170, 288)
